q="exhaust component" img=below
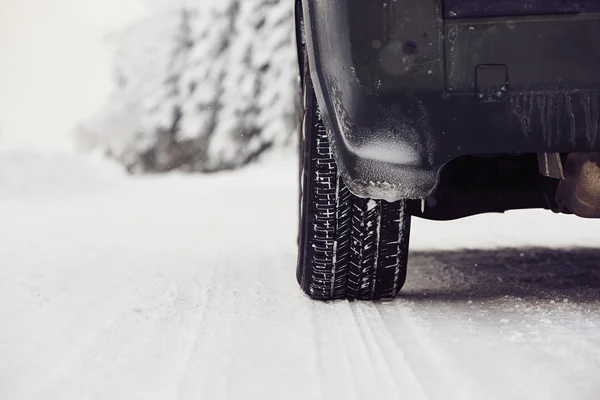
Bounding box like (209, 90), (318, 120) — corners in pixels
(556, 152), (600, 218)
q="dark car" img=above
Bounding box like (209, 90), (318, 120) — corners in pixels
(295, 0), (600, 300)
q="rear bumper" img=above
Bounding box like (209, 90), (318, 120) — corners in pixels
(301, 0), (600, 200)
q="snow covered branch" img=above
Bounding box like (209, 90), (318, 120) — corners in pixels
(75, 0), (298, 173)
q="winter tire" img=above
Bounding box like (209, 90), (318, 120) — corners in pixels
(297, 63), (412, 301)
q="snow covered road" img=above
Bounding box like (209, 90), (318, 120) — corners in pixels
(1, 153), (600, 399)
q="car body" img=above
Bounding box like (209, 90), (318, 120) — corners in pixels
(298, 0), (600, 219)
(295, 0), (600, 301)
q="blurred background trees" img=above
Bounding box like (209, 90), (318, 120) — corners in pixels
(75, 0), (298, 173)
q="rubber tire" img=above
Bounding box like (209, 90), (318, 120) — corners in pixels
(297, 71), (412, 301)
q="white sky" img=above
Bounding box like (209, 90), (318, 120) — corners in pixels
(0, 0), (148, 150)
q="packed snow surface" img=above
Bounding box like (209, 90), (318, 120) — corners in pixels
(1, 150), (600, 399)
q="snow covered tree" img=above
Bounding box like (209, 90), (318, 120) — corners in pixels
(75, 0), (298, 173)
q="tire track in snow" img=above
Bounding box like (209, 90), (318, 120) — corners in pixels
(31, 252), (219, 399)
(308, 305), (328, 400)
(176, 252), (232, 399)
(375, 298), (596, 400)
(349, 302), (428, 400)
(311, 303), (361, 400)
(371, 302), (481, 400)
(311, 300), (428, 399)
(174, 252), (220, 399)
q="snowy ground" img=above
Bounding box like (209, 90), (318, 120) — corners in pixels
(1, 149), (600, 399)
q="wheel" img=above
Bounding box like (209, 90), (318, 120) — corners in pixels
(296, 58), (412, 301)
